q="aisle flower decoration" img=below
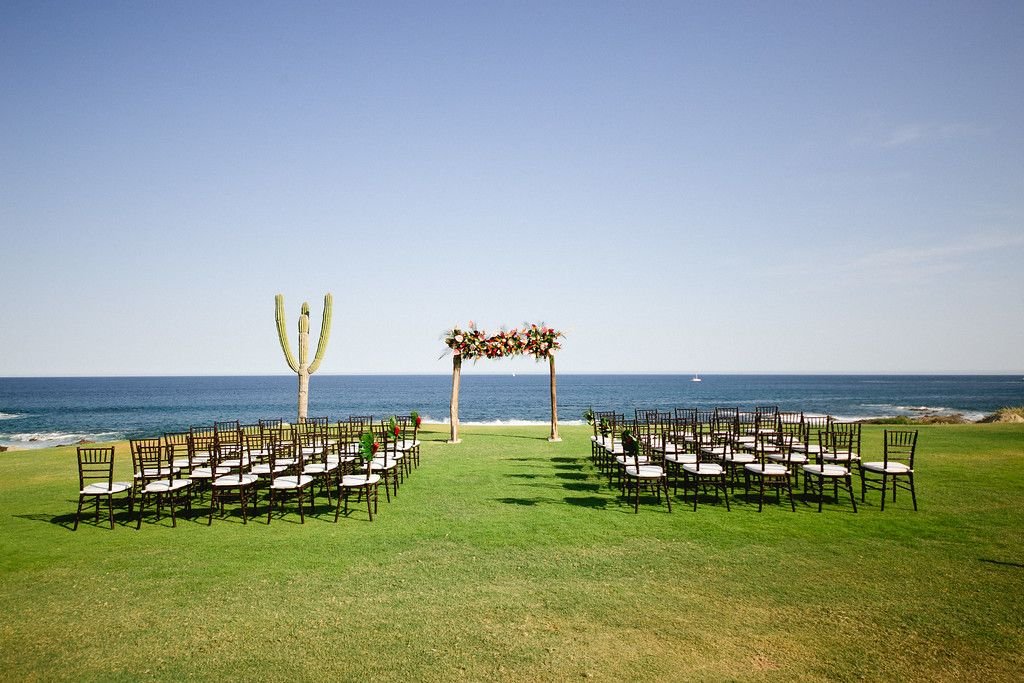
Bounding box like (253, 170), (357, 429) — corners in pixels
(410, 410), (422, 428)
(359, 431), (379, 476)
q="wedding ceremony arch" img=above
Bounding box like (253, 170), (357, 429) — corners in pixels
(443, 323), (564, 443)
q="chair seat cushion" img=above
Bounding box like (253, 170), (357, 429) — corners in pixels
(766, 453), (808, 464)
(213, 473), (258, 487)
(340, 474), (381, 486)
(134, 467), (181, 479)
(396, 440), (420, 450)
(721, 453), (756, 464)
(218, 457), (251, 468)
(664, 453), (698, 464)
(861, 461), (912, 474)
(744, 463), (789, 476)
(682, 463), (724, 475)
(624, 465), (665, 478)
(803, 464), (849, 477)
(81, 481), (132, 495)
(250, 464), (290, 476)
(361, 459), (397, 471)
(615, 455), (651, 465)
(327, 455), (358, 466)
(823, 452), (859, 462)
(144, 478), (192, 493)
(303, 463), (338, 475)
(271, 474), (314, 489)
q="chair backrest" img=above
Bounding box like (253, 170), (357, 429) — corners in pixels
(214, 421), (242, 454)
(822, 424), (853, 465)
(884, 430), (918, 468)
(674, 407), (696, 422)
(240, 423), (261, 437)
(298, 427), (328, 464)
(802, 415), (829, 445)
(137, 443), (173, 479)
(374, 421), (399, 465)
(267, 440), (297, 484)
(77, 446), (115, 490)
(189, 430), (216, 467)
(622, 425), (643, 470)
(755, 405), (779, 417)
(755, 411), (780, 438)
(830, 421), (862, 453)
(711, 412), (735, 439)
(736, 411), (756, 433)
(399, 414), (419, 441)
(259, 418), (283, 430)
(129, 438), (162, 475)
(163, 432), (189, 468)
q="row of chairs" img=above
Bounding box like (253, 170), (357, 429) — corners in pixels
(590, 407), (918, 513)
(73, 415), (423, 529)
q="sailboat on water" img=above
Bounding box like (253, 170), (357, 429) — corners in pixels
(691, 373), (702, 383)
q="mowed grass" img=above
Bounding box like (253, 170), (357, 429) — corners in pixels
(1, 424), (1023, 682)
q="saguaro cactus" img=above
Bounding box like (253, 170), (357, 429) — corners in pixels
(275, 293), (332, 423)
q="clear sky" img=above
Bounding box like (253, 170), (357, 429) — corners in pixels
(1, 1), (1022, 376)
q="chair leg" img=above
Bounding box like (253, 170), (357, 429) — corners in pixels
(107, 494), (115, 529)
(786, 476), (795, 512)
(136, 492), (146, 530)
(268, 488), (274, 524)
(722, 474), (731, 512)
(663, 478), (672, 512)
(847, 475), (858, 512)
(298, 489), (305, 524)
(817, 476), (824, 513)
(909, 474), (917, 511)
(757, 477), (765, 512)
(74, 495), (84, 531)
(169, 492), (177, 528)
(880, 475), (887, 511)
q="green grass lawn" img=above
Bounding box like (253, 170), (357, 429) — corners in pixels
(2, 424), (1023, 682)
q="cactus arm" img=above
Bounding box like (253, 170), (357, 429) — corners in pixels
(275, 294), (300, 373)
(307, 293), (333, 374)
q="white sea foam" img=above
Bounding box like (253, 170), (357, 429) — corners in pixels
(0, 431), (123, 450)
(0, 412), (24, 420)
(423, 419), (586, 427)
(850, 404), (987, 422)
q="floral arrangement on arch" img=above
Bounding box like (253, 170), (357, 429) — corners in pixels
(442, 321), (564, 361)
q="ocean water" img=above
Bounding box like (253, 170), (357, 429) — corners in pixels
(0, 374), (1021, 449)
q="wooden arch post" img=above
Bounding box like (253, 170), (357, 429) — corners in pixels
(548, 353), (560, 442)
(449, 354), (462, 444)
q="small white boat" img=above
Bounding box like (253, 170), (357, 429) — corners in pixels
(691, 374), (702, 383)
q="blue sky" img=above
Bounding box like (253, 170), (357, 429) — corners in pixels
(1, 1), (1022, 375)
